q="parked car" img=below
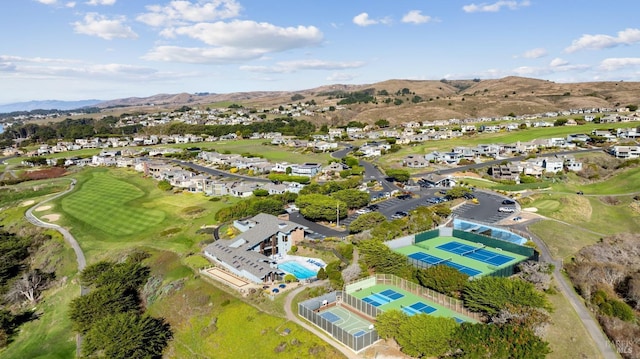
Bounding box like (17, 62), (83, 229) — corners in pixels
(576, 191), (584, 195)
(512, 216), (522, 221)
(498, 206), (516, 213)
(502, 199), (516, 205)
(356, 208), (371, 215)
(391, 211), (409, 219)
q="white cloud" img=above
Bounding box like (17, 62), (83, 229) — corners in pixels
(36, 0), (58, 4)
(565, 28), (640, 53)
(66, 1), (76, 7)
(0, 55), (157, 79)
(401, 10), (432, 24)
(158, 20), (322, 55)
(85, 0), (116, 5)
(240, 59), (365, 74)
(327, 73), (357, 82)
(463, 1), (530, 13)
(137, 0), (241, 27)
(143, 46), (265, 63)
(353, 13), (377, 27)
(600, 58), (640, 71)
(72, 13), (138, 40)
(352, 13), (391, 27)
(520, 48), (547, 59)
(549, 58), (569, 67)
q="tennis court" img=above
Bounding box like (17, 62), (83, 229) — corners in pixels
(394, 235), (528, 278)
(348, 283), (476, 323)
(361, 288), (405, 307)
(408, 252), (482, 276)
(437, 241), (514, 266)
(402, 301), (437, 316)
(317, 305), (374, 337)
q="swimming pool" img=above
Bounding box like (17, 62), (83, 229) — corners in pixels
(278, 261), (318, 280)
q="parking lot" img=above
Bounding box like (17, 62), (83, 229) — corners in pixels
(342, 188), (518, 228)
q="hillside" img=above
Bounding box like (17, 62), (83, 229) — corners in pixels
(88, 76), (640, 125)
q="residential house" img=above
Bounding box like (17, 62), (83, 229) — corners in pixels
(608, 146), (640, 159)
(403, 155), (430, 168)
(203, 213), (308, 283)
(490, 165), (520, 183)
(291, 163), (322, 177)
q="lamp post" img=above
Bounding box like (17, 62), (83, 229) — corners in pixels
(336, 202), (340, 228)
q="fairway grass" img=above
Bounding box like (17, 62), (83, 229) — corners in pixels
(61, 171), (165, 236)
(49, 167), (233, 261)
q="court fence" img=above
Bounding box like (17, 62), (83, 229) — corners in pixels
(345, 274), (484, 322)
(298, 292), (380, 352)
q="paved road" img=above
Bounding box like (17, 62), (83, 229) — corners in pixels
(171, 159), (271, 183)
(414, 148), (604, 177)
(287, 211), (347, 239)
(509, 218), (619, 359)
(331, 145), (353, 160)
(283, 280), (356, 359)
(24, 178), (88, 357)
(24, 178), (86, 271)
(359, 160), (400, 194)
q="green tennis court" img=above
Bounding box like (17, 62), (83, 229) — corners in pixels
(316, 306), (374, 337)
(348, 283), (477, 323)
(394, 235), (527, 277)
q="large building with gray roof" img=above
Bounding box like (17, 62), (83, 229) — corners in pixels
(204, 213), (308, 283)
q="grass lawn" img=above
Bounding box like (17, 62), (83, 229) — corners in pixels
(544, 279), (601, 359)
(145, 251), (343, 359)
(170, 139), (333, 164)
(44, 167), (235, 262)
(0, 208), (79, 359)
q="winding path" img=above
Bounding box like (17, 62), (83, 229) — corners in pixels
(510, 217), (619, 359)
(283, 280), (358, 359)
(24, 178), (88, 357)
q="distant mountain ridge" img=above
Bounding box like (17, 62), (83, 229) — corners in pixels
(3, 76), (639, 122)
(0, 99), (103, 113)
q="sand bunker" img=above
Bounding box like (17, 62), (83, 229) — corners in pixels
(42, 214), (60, 222)
(35, 205), (52, 212)
(22, 200), (35, 207)
(522, 207), (538, 212)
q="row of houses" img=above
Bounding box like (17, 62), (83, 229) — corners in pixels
(490, 155), (583, 182)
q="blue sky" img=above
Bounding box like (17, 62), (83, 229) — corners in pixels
(1, 0), (640, 103)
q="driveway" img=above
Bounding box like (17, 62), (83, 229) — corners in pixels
(287, 211), (347, 239)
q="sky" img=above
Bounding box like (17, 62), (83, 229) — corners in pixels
(2, 0), (640, 104)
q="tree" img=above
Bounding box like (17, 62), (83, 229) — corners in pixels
(554, 118), (568, 126)
(0, 231), (31, 288)
(331, 189), (369, 210)
(157, 180), (172, 191)
(396, 315), (456, 358)
(375, 310), (407, 339)
(452, 323), (551, 359)
(445, 186), (472, 199)
(69, 284), (141, 334)
(316, 267), (328, 280)
(358, 240), (412, 277)
(349, 212), (386, 233)
(5, 269), (54, 304)
(385, 169), (410, 183)
(252, 188), (269, 197)
(375, 119), (390, 128)
(626, 104), (638, 111)
(295, 194), (347, 222)
(416, 265), (469, 297)
(83, 313), (172, 358)
(463, 276), (551, 315)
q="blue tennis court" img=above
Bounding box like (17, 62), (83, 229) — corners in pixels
(353, 330), (366, 337)
(408, 251), (482, 276)
(362, 297), (382, 307)
(379, 289), (404, 300)
(402, 301), (437, 316)
(436, 241), (515, 266)
(320, 311), (341, 323)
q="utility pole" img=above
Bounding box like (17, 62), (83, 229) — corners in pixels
(336, 202), (340, 228)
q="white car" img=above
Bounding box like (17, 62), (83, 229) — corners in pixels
(356, 208), (372, 215)
(498, 207), (515, 213)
